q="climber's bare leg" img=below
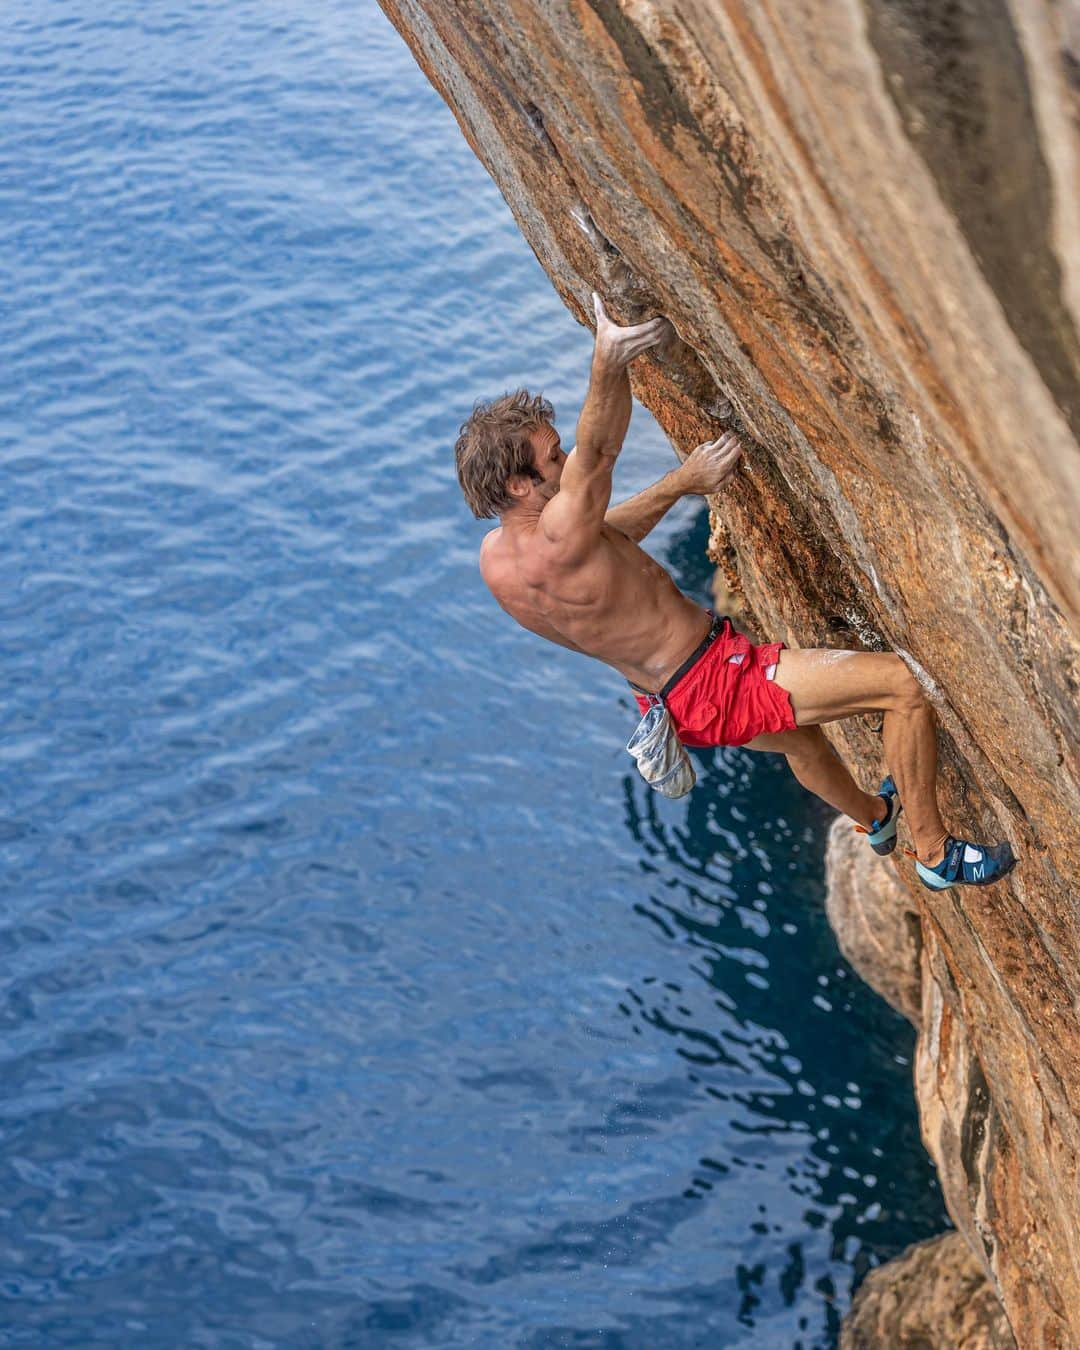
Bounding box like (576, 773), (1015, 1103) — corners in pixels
(747, 650), (949, 866)
(743, 724), (884, 828)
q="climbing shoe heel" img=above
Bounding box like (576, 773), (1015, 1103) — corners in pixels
(854, 776), (902, 857)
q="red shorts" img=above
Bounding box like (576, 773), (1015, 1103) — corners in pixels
(634, 619), (797, 748)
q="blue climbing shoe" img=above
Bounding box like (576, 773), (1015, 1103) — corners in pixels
(913, 835), (1017, 890)
(855, 776), (902, 856)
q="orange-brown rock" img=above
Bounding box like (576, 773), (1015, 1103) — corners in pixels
(377, 1), (1080, 1342)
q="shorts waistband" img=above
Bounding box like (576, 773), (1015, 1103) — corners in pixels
(628, 612), (731, 701)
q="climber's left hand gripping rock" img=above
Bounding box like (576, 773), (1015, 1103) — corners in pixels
(677, 432), (743, 494)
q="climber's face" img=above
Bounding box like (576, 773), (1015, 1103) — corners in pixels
(526, 422), (567, 500)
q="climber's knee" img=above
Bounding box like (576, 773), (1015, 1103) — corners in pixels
(885, 657), (928, 715)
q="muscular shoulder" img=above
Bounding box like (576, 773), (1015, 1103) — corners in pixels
(478, 525), (500, 561)
(479, 525), (518, 600)
(481, 524), (555, 615)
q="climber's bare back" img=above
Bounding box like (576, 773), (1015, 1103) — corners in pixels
(479, 515), (711, 693)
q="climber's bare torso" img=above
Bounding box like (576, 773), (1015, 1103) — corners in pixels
(480, 512), (711, 695)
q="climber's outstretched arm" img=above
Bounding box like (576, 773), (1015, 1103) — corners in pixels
(540, 294), (670, 555)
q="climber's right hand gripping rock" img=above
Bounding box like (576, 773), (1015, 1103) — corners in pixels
(591, 292), (672, 370)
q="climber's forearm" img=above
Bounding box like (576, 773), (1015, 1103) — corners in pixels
(604, 470), (687, 542)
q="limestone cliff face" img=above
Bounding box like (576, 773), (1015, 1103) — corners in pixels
(377, 0), (1080, 1341)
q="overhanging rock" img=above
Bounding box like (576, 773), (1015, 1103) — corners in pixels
(377, 1), (1080, 1341)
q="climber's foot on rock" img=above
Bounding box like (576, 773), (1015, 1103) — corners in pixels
(854, 776), (902, 856)
(912, 836), (1016, 890)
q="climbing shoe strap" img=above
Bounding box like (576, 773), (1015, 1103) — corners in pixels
(914, 835), (1016, 889)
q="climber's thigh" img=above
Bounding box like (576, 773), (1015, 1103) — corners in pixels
(741, 725), (831, 758)
(771, 649), (916, 726)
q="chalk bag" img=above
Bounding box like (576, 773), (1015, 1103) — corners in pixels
(626, 698), (696, 799)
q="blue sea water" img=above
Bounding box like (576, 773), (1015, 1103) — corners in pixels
(0, 2), (947, 1345)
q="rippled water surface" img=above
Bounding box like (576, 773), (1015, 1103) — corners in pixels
(1, 3), (947, 1345)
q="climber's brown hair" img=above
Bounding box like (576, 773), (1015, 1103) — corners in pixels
(454, 389), (555, 519)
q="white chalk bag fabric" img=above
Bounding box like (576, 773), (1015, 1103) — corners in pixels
(625, 697), (696, 799)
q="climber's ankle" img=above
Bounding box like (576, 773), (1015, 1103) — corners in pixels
(917, 834), (949, 868)
(858, 795), (888, 831)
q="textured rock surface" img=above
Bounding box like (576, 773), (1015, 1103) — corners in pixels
(824, 818), (921, 1027)
(842, 1231), (1016, 1350)
(377, 1), (1080, 1342)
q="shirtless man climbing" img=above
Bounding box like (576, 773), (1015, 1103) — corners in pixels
(456, 294), (1014, 890)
